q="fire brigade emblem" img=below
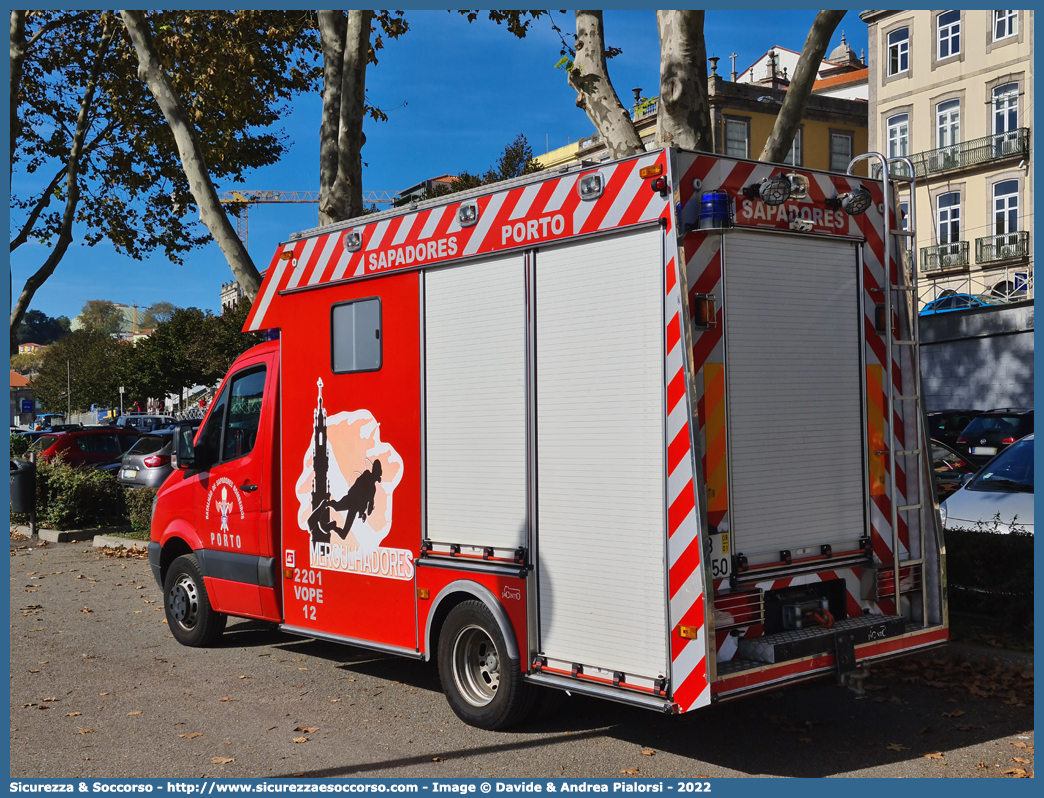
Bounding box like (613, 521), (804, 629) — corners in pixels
(216, 487), (234, 532)
(295, 379), (411, 581)
(204, 477), (246, 549)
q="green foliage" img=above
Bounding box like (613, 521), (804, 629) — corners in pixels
(32, 329), (126, 412)
(10, 434), (31, 457)
(10, 351), (44, 377)
(946, 521), (1033, 630)
(16, 310), (71, 346)
(424, 134), (544, 200)
(77, 300), (124, 335)
(125, 486), (158, 536)
(32, 458), (125, 530)
(12, 11), (322, 268)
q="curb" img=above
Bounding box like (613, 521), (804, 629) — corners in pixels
(11, 524), (133, 543)
(93, 534), (149, 551)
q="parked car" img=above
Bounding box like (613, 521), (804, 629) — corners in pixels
(31, 412), (65, 430)
(28, 428), (140, 468)
(926, 409), (982, 449)
(955, 408), (1034, 466)
(919, 294), (999, 315)
(117, 427), (196, 489)
(930, 439), (979, 500)
(941, 435), (1033, 535)
(116, 414), (176, 432)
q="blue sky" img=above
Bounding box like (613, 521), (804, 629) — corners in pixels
(10, 10), (867, 322)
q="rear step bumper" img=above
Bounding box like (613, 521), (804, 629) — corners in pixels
(525, 671), (676, 713)
(737, 614), (906, 664)
(713, 624), (948, 701)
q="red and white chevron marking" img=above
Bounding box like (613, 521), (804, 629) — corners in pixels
(665, 237), (711, 713)
(245, 151), (669, 332)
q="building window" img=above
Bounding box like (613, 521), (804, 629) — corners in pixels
(937, 11), (960, 58)
(830, 133), (852, 172)
(783, 128), (802, 166)
(899, 201), (910, 231)
(887, 27), (909, 76)
(886, 114), (909, 159)
(725, 118), (749, 158)
(937, 192), (961, 246)
(332, 297), (382, 374)
(993, 83), (1020, 154)
(993, 179), (1019, 238)
(935, 100), (960, 150)
(994, 10), (1017, 41)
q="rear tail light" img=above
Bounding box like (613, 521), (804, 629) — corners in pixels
(143, 455), (170, 468)
(1001, 437), (1016, 445)
(956, 436), (967, 444)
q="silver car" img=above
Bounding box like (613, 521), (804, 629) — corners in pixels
(117, 430), (178, 489)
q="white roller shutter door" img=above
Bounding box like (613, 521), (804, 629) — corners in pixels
(723, 232), (865, 561)
(536, 228), (668, 679)
(425, 256), (527, 551)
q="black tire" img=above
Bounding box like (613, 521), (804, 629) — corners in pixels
(530, 685), (568, 721)
(163, 553), (227, 647)
(437, 600), (534, 730)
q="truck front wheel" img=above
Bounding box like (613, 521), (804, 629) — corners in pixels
(164, 554), (227, 647)
(437, 600), (533, 730)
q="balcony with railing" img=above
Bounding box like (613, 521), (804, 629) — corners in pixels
(879, 128), (1030, 179)
(976, 231), (1030, 264)
(921, 241), (969, 271)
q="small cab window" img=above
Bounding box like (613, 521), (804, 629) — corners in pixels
(223, 368), (266, 461)
(332, 298), (381, 373)
(196, 385), (229, 466)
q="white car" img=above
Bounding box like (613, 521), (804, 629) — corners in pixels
(941, 434), (1034, 535)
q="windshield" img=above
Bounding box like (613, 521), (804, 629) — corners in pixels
(128, 435), (166, 456)
(28, 435), (58, 454)
(967, 437), (1033, 493)
(963, 415), (1026, 436)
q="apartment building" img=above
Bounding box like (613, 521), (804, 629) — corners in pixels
(861, 10), (1033, 308)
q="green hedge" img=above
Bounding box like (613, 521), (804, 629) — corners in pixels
(946, 523), (1033, 630)
(125, 486), (158, 537)
(33, 458), (126, 530)
(10, 433), (30, 457)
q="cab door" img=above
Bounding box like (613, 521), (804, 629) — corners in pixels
(191, 350), (276, 618)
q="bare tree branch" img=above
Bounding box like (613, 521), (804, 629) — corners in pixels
(11, 121), (115, 252)
(567, 10), (643, 159)
(317, 10), (346, 226)
(120, 9), (262, 300)
(655, 10), (712, 151)
(759, 10), (846, 163)
(10, 15), (116, 341)
(26, 10), (92, 48)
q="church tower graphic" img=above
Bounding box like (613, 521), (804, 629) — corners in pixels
(308, 379), (332, 543)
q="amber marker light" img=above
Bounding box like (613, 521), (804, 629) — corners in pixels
(639, 163), (663, 179)
(417, 588), (430, 600)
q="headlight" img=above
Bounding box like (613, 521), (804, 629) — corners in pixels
(938, 502), (947, 529)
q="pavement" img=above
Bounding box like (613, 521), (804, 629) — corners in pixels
(9, 535), (1035, 779)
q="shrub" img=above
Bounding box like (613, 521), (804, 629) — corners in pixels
(125, 486), (158, 537)
(946, 518), (1033, 630)
(10, 433), (30, 457)
(33, 458), (125, 530)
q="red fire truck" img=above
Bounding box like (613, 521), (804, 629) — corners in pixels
(149, 147), (947, 729)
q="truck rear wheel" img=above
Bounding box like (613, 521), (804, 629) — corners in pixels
(437, 600), (533, 730)
(164, 554), (226, 647)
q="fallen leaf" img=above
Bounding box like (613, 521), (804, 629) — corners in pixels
(431, 757), (444, 763)
(620, 768), (640, 775)
(42, 697), (57, 702)
(886, 743), (907, 752)
(220, 697), (229, 702)
(239, 675), (249, 679)
(211, 757), (234, 765)
(329, 699), (341, 703)
(924, 752), (944, 760)
(80, 606), (93, 614)
(294, 726), (318, 733)
(20, 703), (35, 708)
(944, 698), (958, 704)
(955, 725), (982, 732)
(66, 712), (81, 717)
(98, 692), (109, 696)
(293, 737), (309, 744)
(941, 710), (964, 718)
(1002, 768), (1030, 778)
(179, 732), (204, 739)
(265, 727), (277, 733)
(127, 711), (142, 716)
(298, 667), (308, 671)
(291, 658), (304, 662)
(976, 762), (989, 770)
(78, 729), (93, 735)
(640, 749), (656, 756)
(1012, 757), (1030, 764)
(1010, 741), (1029, 749)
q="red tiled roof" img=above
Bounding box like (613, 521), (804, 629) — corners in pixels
(11, 370), (30, 387)
(813, 67), (869, 90)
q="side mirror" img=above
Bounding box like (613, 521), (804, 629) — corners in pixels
(172, 423), (205, 471)
(960, 472), (976, 487)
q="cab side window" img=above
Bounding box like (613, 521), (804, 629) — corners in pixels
(223, 367), (266, 461)
(196, 385), (229, 466)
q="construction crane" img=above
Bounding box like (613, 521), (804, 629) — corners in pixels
(218, 190), (397, 249)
